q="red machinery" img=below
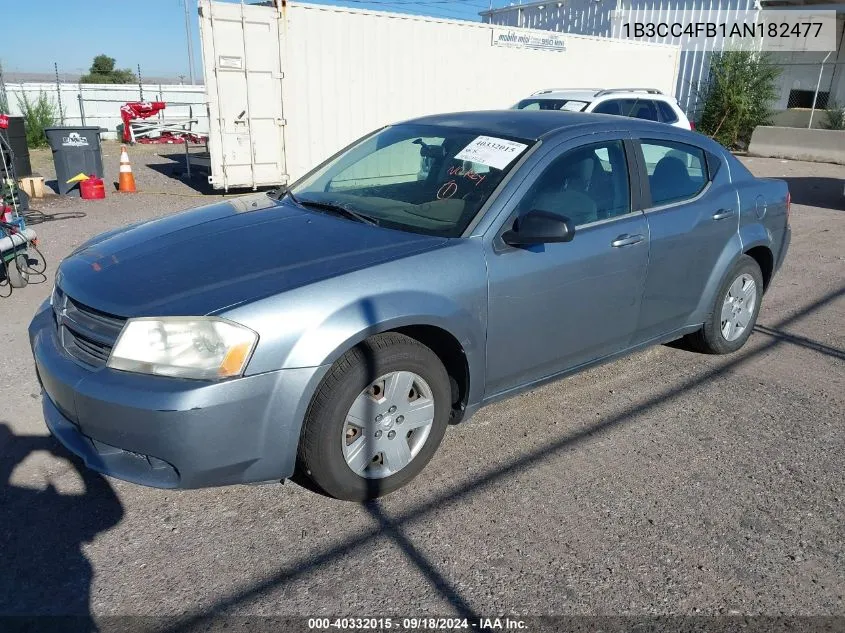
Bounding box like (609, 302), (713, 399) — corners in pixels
(120, 101), (205, 144)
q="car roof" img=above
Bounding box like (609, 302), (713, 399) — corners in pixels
(526, 89), (601, 102)
(530, 89), (675, 102)
(402, 110), (612, 141)
(400, 109), (718, 150)
(401, 109), (639, 141)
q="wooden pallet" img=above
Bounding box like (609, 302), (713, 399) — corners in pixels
(18, 176), (45, 199)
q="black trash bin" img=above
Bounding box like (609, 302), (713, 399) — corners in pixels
(0, 116), (33, 178)
(44, 127), (104, 196)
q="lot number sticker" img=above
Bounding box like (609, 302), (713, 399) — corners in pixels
(454, 136), (528, 170)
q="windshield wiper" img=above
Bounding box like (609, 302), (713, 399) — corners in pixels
(294, 199), (379, 226)
(267, 186), (299, 203)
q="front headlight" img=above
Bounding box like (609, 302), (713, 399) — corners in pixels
(107, 317), (258, 380)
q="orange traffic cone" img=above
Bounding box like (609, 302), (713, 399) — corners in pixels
(118, 145), (137, 193)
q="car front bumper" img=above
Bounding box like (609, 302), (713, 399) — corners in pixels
(29, 301), (327, 489)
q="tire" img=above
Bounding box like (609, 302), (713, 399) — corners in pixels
(297, 332), (451, 501)
(4, 254), (29, 288)
(687, 254), (763, 354)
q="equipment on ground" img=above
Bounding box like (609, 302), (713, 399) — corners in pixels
(120, 101), (206, 145)
(0, 116), (45, 297)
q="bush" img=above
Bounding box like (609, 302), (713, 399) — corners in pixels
(16, 91), (60, 148)
(697, 51), (781, 150)
(80, 54), (137, 84)
(821, 102), (845, 130)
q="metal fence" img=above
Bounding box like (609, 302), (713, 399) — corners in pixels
(2, 82), (208, 140)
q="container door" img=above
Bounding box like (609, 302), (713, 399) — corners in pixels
(198, 0), (286, 191)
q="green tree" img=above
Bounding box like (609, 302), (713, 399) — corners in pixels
(16, 91), (60, 148)
(696, 50), (781, 150)
(80, 54), (137, 84)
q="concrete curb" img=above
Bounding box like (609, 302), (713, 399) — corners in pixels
(748, 126), (845, 166)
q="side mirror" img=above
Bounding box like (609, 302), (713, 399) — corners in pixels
(502, 210), (576, 246)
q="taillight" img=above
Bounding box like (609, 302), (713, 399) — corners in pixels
(786, 191), (791, 225)
(689, 121), (696, 131)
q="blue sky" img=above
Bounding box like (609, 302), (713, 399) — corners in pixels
(2, 0), (491, 79)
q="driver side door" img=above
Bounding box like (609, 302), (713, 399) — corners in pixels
(483, 134), (650, 396)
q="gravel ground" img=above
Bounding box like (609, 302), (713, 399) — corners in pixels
(1, 145), (843, 630)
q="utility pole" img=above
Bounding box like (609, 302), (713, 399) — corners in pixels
(184, 0), (197, 85)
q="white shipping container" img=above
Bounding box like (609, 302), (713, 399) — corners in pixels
(198, 0), (681, 191)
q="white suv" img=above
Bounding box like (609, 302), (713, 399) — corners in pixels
(513, 88), (693, 130)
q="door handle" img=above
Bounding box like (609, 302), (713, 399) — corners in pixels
(712, 209), (736, 220)
(611, 234), (644, 248)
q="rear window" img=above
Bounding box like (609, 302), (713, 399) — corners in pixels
(657, 101), (679, 123)
(514, 98), (589, 112)
(593, 99), (659, 122)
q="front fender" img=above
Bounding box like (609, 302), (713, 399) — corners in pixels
(284, 291), (486, 406)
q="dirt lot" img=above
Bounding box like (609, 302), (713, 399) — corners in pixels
(1, 143), (843, 629)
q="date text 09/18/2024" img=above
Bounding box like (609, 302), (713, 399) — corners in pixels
(307, 617), (527, 630)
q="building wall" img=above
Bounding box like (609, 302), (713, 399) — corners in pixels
(482, 1), (844, 120)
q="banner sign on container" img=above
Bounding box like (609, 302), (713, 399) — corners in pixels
(491, 28), (566, 52)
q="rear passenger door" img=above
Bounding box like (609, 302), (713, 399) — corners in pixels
(632, 136), (739, 342)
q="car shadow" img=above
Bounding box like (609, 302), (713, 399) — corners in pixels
(160, 285), (845, 633)
(0, 422), (124, 632)
(780, 176), (845, 211)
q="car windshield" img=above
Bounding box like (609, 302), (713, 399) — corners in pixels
(288, 124), (533, 237)
(514, 98), (589, 112)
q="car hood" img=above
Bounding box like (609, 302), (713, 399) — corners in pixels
(57, 194), (447, 317)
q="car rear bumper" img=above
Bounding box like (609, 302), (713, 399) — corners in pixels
(29, 300), (327, 489)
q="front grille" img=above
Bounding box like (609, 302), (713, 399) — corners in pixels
(53, 287), (126, 368)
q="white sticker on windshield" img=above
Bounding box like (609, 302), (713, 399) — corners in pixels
(454, 136), (528, 170)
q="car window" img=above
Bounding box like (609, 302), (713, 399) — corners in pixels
(514, 98), (589, 112)
(656, 100), (679, 123)
(629, 100), (659, 121)
(592, 99), (625, 117)
(518, 140), (630, 227)
(593, 98), (659, 121)
(291, 124), (533, 237)
(330, 137), (441, 188)
(640, 140), (708, 207)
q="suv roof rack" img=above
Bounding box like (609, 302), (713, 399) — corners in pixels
(593, 88), (664, 97)
(531, 88), (604, 96)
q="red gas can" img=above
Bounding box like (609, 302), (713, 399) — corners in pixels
(80, 176), (106, 200)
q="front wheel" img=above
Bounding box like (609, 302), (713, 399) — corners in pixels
(297, 333), (451, 501)
(687, 254), (764, 354)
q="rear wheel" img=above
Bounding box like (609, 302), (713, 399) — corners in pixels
(687, 255), (763, 354)
(297, 333), (451, 501)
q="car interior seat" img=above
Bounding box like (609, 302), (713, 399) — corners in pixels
(597, 101), (622, 116)
(650, 156), (693, 204)
(630, 101), (658, 121)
